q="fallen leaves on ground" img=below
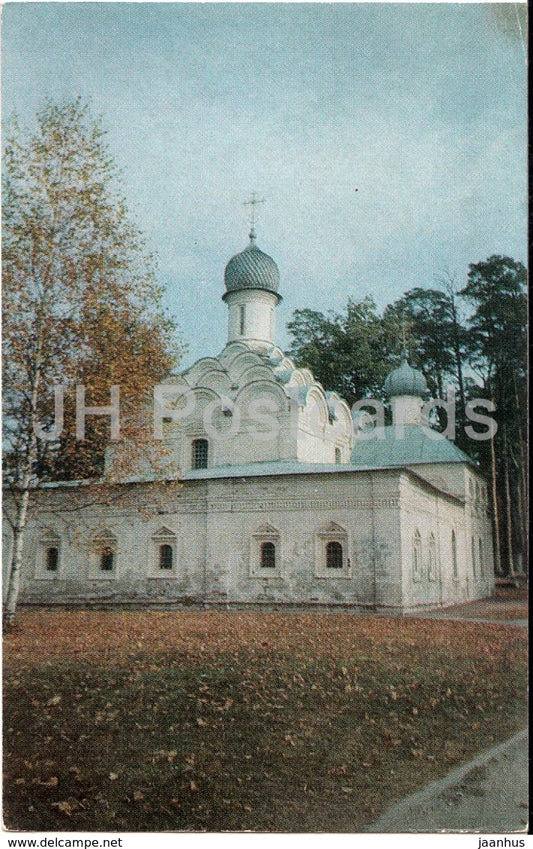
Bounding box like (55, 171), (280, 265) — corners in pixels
(3, 609), (527, 832)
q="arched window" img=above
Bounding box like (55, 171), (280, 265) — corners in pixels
(428, 533), (437, 581)
(326, 540), (343, 569)
(478, 538), (484, 576)
(100, 546), (114, 572)
(192, 438), (208, 469)
(335, 447), (341, 464)
(451, 530), (458, 579)
(151, 527), (177, 575)
(413, 530), (422, 580)
(314, 522), (349, 577)
(159, 543), (173, 570)
(38, 530), (61, 578)
(260, 541), (276, 569)
(471, 536), (477, 578)
(46, 547), (59, 572)
(91, 530), (118, 578)
(251, 525), (280, 577)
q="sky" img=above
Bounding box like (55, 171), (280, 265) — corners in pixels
(2, 2), (528, 366)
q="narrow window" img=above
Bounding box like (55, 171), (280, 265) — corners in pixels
(428, 534), (437, 581)
(326, 540), (343, 569)
(260, 541), (276, 569)
(239, 304), (246, 336)
(101, 546), (114, 571)
(46, 547), (59, 572)
(159, 543), (173, 570)
(335, 447), (341, 464)
(451, 530), (458, 578)
(478, 538), (483, 576)
(192, 438), (208, 469)
(471, 536), (476, 577)
(413, 530), (422, 579)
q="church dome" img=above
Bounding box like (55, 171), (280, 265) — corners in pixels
(384, 359), (428, 398)
(223, 231), (280, 298)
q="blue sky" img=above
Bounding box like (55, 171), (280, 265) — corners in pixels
(2, 3), (527, 366)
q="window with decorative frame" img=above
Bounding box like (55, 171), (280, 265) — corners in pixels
(90, 530), (118, 579)
(150, 527), (177, 576)
(35, 530), (61, 579)
(315, 522), (351, 578)
(250, 524), (282, 578)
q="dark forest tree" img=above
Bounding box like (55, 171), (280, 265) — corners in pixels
(287, 297), (400, 407)
(460, 255), (527, 575)
(385, 281), (469, 438)
(287, 256), (527, 576)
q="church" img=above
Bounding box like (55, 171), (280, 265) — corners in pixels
(4, 226), (495, 610)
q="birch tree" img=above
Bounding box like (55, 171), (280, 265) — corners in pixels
(2, 99), (181, 627)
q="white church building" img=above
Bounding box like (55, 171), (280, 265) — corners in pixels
(4, 227), (495, 610)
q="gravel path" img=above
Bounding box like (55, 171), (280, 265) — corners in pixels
(367, 728), (529, 833)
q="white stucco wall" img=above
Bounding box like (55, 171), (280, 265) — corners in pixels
(224, 289), (279, 347)
(398, 472), (494, 609)
(3, 464), (493, 611)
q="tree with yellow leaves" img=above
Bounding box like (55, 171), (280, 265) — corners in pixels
(2, 98), (183, 627)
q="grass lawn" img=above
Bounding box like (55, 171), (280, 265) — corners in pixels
(3, 610), (528, 832)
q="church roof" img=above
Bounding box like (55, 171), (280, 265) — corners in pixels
(351, 424), (475, 467)
(183, 460), (466, 503)
(223, 231), (280, 298)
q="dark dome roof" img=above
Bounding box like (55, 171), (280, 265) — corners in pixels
(223, 233), (280, 298)
(384, 359), (428, 398)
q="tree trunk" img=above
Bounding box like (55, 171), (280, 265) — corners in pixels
(443, 281), (466, 424)
(489, 425), (502, 576)
(502, 425), (515, 577)
(3, 488), (32, 629)
(513, 376), (528, 575)
(514, 476), (526, 575)
(3, 324), (43, 629)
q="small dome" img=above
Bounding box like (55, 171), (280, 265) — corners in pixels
(384, 359), (428, 398)
(223, 231), (280, 298)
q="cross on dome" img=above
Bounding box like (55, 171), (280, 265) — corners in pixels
(243, 192), (265, 243)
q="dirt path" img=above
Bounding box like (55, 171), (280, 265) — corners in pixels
(367, 728), (529, 833)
